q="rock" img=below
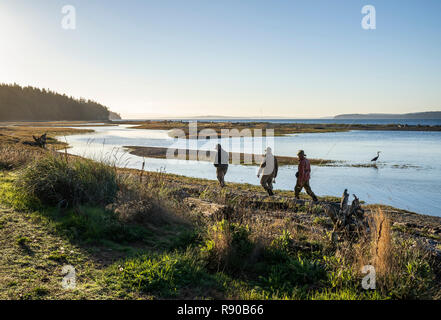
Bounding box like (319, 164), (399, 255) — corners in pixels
(393, 222), (407, 228)
(184, 197), (231, 220)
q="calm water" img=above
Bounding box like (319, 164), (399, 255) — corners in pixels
(59, 125), (441, 217)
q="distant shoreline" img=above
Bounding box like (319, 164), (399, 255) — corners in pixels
(334, 111), (441, 120)
(115, 120), (441, 138)
(114, 118), (441, 128)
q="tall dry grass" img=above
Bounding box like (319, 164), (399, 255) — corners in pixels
(0, 144), (43, 170)
(17, 152), (119, 207)
(371, 208), (392, 276)
(110, 174), (184, 227)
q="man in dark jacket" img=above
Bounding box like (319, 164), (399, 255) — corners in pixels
(295, 150), (318, 202)
(257, 147), (278, 196)
(213, 144), (229, 187)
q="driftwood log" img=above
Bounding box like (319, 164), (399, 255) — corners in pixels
(323, 189), (366, 242)
(23, 133), (47, 148)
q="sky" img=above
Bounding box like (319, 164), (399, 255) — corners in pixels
(0, 0), (440, 119)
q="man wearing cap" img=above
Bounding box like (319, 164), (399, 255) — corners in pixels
(257, 147), (278, 196)
(295, 150), (318, 202)
(213, 144), (229, 188)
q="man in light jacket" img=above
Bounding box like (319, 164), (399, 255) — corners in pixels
(257, 147), (278, 196)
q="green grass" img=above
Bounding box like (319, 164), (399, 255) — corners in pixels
(0, 175), (153, 246)
(1, 150), (439, 300)
(0, 172), (38, 211)
(110, 249), (226, 298)
(39, 206), (154, 245)
(16, 236), (30, 246)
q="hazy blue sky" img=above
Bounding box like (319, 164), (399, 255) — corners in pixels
(1, 0), (440, 118)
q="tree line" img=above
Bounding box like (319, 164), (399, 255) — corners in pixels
(0, 83), (120, 121)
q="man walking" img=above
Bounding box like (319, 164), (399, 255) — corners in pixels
(295, 150), (318, 202)
(213, 144), (229, 188)
(257, 147), (278, 196)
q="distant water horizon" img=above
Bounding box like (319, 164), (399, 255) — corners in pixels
(115, 118), (441, 126)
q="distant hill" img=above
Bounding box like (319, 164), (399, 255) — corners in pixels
(335, 112), (441, 120)
(108, 111), (122, 120)
(0, 83), (121, 121)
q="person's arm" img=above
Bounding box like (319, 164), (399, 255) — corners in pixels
(258, 160), (266, 177)
(274, 157), (278, 178)
(298, 160), (305, 182)
(305, 159), (311, 179)
(221, 149), (229, 165)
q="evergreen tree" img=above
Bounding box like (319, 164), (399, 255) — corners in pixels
(0, 83), (119, 121)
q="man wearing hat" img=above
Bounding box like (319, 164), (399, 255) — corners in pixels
(213, 143), (229, 188)
(257, 147), (278, 196)
(295, 150), (318, 202)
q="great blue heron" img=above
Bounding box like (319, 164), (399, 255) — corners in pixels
(371, 151), (381, 162)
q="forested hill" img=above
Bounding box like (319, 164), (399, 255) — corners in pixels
(0, 84), (121, 121)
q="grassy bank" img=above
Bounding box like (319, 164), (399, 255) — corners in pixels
(0, 141), (440, 300)
(0, 125), (93, 150)
(122, 120), (441, 138)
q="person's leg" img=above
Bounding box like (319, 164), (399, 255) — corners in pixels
(260, 175), (269, 194)
(260, 175), (273, 195)
(304, 181), (318, 201)
(260, 175), (267, 189)
(267, 175), (274, 196)
(216, 167), (225, 187)
(294, 181), (303, 199)
(222, 166), (228, 187)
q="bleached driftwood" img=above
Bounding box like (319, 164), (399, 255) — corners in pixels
(323, 189), (366, 242)
(24, 133), (47, 148)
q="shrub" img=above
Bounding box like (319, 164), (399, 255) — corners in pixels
(323, 209), (437, 300)
(322, 255), (359, 289)
(270, 231), (294, 255)
(201, 220), (254, 272)
(17, 154), (119, 207)
(110, 177), (176, 227)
